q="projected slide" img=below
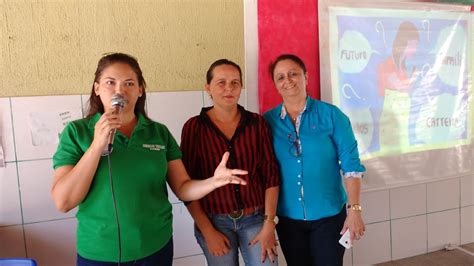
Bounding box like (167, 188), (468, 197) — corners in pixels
(329, 7), (470, 159)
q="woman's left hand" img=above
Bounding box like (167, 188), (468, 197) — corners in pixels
(249, 222), (278, 263)
(341, 209), (365, 243)
(212, 152), (248, 188)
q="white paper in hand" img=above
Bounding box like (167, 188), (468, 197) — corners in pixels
(339, 229), (352, 249)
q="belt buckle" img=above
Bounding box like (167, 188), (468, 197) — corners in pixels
(228, 209), (244, 219)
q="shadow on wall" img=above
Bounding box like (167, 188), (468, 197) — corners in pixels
(23, 219), (77, 266)
(0, 225), (26, 258)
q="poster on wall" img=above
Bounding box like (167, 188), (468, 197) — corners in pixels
(328, 7), (471, 160)
(29, 109), (80, 146)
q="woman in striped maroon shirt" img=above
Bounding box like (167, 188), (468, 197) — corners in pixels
(181, 59), (280, 266)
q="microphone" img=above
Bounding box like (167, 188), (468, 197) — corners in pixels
(103, 94), (125, 155)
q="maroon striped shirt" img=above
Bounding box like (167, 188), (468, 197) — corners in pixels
(180, 106), (280, 214)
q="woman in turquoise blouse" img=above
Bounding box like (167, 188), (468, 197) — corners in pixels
(263, 54), (366, 266)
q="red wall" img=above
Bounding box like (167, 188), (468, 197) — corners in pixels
(258, 0), (320, 113)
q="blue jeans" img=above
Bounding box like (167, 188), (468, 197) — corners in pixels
(276, 206), (346, 266)
(76, 238), (173, 266)
(195, 211), (278, 266)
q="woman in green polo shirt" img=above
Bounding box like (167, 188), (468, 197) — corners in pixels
(51, 53), (248, 266)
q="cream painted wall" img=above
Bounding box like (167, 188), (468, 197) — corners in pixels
(0, 0), (244, 97)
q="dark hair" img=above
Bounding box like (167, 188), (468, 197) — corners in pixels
(86, 53), (148, 119)
(392, 21), (419, 69)
(268, 54), (307, 81)
(206, 59), (242, 84)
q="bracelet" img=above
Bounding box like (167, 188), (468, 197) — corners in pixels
(347, 204), (362, 212)
(263, 214), (279, 225)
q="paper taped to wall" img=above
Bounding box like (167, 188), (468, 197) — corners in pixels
(29, 109), (81, 147)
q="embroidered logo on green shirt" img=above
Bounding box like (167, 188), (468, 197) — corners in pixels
(142, 144), (166, 151)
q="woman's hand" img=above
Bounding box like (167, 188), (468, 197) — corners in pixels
(249, 222), (278, 263)
(91, 109), (121, 150)
(341, 210), (365, 243)
(167, 153), (246, 202)
(202, 227), (231, 257)
(212, 152), (248, 188)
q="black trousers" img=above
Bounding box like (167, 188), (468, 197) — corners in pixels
(276, 207), (346, 266)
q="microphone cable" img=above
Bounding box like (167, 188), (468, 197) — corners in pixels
(107, 146), (122, 266)
(106, 93), (125, 265)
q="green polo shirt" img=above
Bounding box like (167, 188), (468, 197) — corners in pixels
(53, 113), (182, 262)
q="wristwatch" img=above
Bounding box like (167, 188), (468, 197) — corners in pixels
(347, 204), (362, 212)
(263, 214), (279, 225)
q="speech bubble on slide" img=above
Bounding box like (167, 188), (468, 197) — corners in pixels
(430, 24), (466, 87)
(338, 31), (378, 73)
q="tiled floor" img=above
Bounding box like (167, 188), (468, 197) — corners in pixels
(377, 243), (474, 266)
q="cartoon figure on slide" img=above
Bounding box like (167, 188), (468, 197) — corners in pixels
(375, 21), (421, 151)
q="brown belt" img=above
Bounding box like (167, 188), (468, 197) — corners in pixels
(228, 206), (261, 219)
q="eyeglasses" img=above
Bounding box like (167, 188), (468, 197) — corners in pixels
(288, 131), (302, 157)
